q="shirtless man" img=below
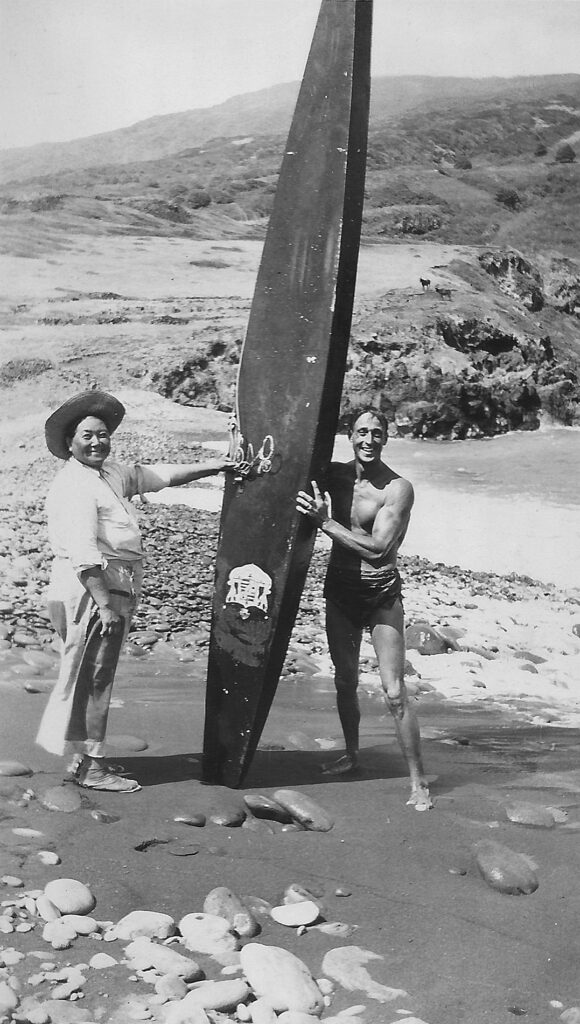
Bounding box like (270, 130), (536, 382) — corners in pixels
(296, 408), (432, 810)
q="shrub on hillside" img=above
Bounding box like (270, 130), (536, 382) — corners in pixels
(0, 358), (54, 386)
(534, 142), (548, 157)
(392, 211), (442, 236)
(29, 194), (66, 212)
(495, 187), (522, 211)
(187, 189), (211, 209)
(454, 155), (472, 170)
(555, 142), (576, 164)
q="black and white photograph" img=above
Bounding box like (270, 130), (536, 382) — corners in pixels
(1, 2), (580, 1021)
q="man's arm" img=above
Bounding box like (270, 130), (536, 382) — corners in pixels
(297, 478), (414, 564)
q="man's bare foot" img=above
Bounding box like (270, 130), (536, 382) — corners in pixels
(321, 754), (360, 776)
(406, 782), (433, 811)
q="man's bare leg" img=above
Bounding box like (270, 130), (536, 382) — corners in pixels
(323, 600), (363, 774)
(371, 600), (433, 810)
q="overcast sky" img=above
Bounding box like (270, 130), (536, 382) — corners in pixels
(1, 0), (579, 150)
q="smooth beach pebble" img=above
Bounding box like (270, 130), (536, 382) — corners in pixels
(283, 883), (323, 905)
(35, 895), (62, 921)
(111, 910), (175, 941)
(561, 1009), (580, 1024)
(166, 842), (200, 857)
(125, 642), (147, 657)
(313, 921), (357, 938)
(44, 878), (96, 915)
(250, 997), (278, 1024)
(241, 895), (273, 919)
(24, 681), (54, 694)
(240, 943), (324, 1015)
(38, 851), (61, 866)
(0, 760), (32, 777)
(474, 840), (539, 895)
(42, 919), (77, 949)
(39, 787), (82, 813)
(60, 914), (99, 935)
(277, 1013), (321, 1024)
(271, 901), (321, 927)
(203, 886), (260, 938)
(242, 817), (275, 835)
(89, 952), (118, 970)
(272, 790), (334, 832)
(129, 630), (159, 647)
(209, 806), (246, 828)
(166, 979), (250, 1015)
(12, 631), (39, 646)
(1, 875), (23, 887)
(90, 810), (120, 825)
(243, 794), (291, 823)
(0, 981), (19, 1016)
(405, 623), (449, 655)
(154, 973), (188, 1001)
(174, 813), (206, 827)
(124, 937), (203, 982)
(179, 913), (240, 957)
(505, 802), (557, 828)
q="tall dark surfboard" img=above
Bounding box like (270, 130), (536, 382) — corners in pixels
(202, 0), (372, 787)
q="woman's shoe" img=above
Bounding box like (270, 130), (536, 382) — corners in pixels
(69, 755), (128, 780)
(74, 765), (141, 793)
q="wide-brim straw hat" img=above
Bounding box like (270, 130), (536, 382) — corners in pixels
(45, 390), (126, 460)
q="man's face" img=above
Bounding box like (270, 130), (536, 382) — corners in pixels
(350, 413), (386, 465)
(68, 416), (111, 469)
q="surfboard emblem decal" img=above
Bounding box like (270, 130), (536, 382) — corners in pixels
(225, 564), (272, 620)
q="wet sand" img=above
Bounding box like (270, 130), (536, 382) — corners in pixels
(3, 544), (580, 1022)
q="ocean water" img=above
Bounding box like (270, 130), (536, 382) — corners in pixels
(334, 426), (580, 591)
(179, 427), (579, 592)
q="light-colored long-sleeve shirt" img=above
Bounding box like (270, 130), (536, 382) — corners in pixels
(46, 458), (172, 572)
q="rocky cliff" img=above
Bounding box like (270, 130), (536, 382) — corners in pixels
(152, 247), (580, 440)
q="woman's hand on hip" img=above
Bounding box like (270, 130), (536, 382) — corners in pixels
(99, 606), (124, 637)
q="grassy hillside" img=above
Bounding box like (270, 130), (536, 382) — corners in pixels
(1, 74), (578, 185)
(1, 75), (579, 260)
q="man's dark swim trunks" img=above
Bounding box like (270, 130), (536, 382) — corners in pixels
(324, 563), (403, 628)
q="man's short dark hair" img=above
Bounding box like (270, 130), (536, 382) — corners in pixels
(347, 407), (389, 437)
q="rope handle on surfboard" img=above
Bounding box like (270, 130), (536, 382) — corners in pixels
(228, 416), (277, 482)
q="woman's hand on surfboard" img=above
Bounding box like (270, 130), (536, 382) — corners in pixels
(296, 481), (331, 527)
(205, 456), (237, 475)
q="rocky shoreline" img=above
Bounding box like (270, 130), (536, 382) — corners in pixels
(1, 493), (579, 724)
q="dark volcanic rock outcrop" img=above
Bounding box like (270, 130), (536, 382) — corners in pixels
(340, 314), (578, 438)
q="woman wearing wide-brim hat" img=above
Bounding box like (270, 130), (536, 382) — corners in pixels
(38, 389), (234, 793)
